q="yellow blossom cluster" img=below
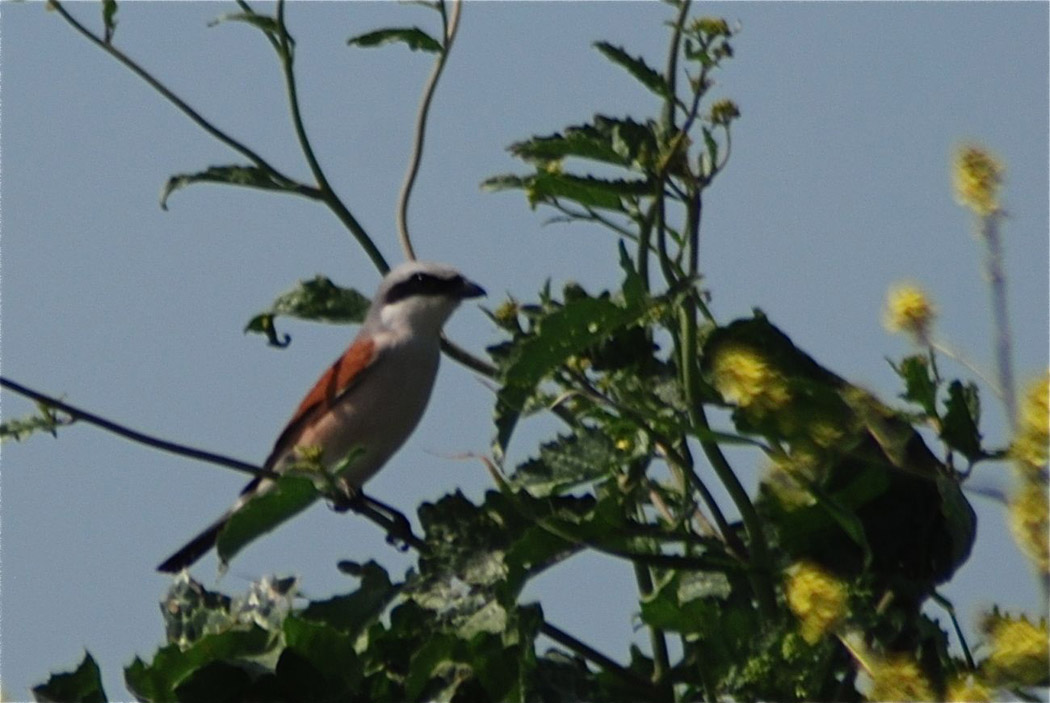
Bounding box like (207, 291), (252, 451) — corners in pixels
(981, 612), (1050, 687)
(945, 673), (991, 702)
(953, 145), (1004, 217)
(1009, 374), (1049, 575)
(866, 653), (935, 702)
(1011, 373), (1049, 469)
(784, 561), (848, 644)
(710, 343), (790, 414)
(883, 283), (936, 342)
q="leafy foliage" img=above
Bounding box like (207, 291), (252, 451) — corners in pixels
(347, 27), (443, 53)
(29, 1), (1045, 702)
(244, 275), (371, 347)
(160, 165), (305, 211)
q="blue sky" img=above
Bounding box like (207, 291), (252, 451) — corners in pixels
(2, 2), (1047, 700)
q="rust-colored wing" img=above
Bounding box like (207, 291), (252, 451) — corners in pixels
(262, 336), (378, 472)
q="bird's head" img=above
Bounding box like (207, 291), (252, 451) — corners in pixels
(372, 260), (485, 336)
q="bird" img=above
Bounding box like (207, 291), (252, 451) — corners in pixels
(157, 260), (485, 573)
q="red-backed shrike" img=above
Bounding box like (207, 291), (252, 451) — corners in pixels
(158, 261), (485, 573)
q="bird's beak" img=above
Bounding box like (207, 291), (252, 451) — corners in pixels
(459, 278), (486, 300)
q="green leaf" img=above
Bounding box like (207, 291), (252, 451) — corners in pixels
(160, 165), (295, 210)
(32, 651), (107, 703)
(244, 275), (371, 346)
(101, 0), (117, 43)
(216, 475), (319, 566)
(300, 561), (398, 635)
(508, 116), (658, 171)
(124, 628), (275, 702)
(493, 292), (657, 455)
(207, 12), (283, 40)
(347, 27), (443, 53)
(941, 380), (983, 462)
(483, 171), (649, 212)
(280, 617), (363, 693)
(511, 429), (617, 497)
(889, 354), (939, 417)
(593, 42), (672, 98)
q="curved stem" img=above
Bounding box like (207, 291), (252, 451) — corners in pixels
(397, 0), (462, 261)
(275, 0), (389, 274)
(49, 0), (300, 190)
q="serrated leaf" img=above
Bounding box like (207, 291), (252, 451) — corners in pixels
(941, 380), (983, 462)
(533, 172), (650, 211)
(216, 475), (320, 566)
(347, 27), (443, 53)
(32, 651), (107, 703)
(508, 116), (658, 171)
(160, 165), (294, 210)
(511, 429), (617, 497)
(245, 275), (371, 346)
(890, 354), (939, 417)
(593, 42), (672, 98)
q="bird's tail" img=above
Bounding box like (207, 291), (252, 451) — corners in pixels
(157, 513), (230, 573)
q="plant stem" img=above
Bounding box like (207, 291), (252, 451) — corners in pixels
(0, 377), (275, 481)
(49, 1), (301, 192)
(275, 0), (390, 274)
(397, 0), (462, 261)
(980, 212), (1017, 426)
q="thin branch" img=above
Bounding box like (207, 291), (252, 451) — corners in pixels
(274, 0), (389, 274)
(1, 376), (423, 547)
(48, 0), (303, 192)
(397, 0), (462, 261)
(980, 212), (1017, 426)
(540, 621), (663, 698)
(0, 376), (274, 481)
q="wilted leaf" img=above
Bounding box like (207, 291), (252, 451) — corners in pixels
(32, 652), (107, 703)
(160, 165), (297, 210)
(593, 42), (672, 99)
(347, 27), (442, 53)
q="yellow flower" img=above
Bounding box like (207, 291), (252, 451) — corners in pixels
(946, 673), (991, 702)
(710, 99), (740, 126)
(953, 145), (1004, 217)
(1009, 477), (1049, 574)
(883, 283), (936, 342)
(711, 344), (791, 414)
(784, 561), (848, 644)
(866, 653), (936, 702)
(1011, 373), (1049, 469)
(981, 612), (1050, 686)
